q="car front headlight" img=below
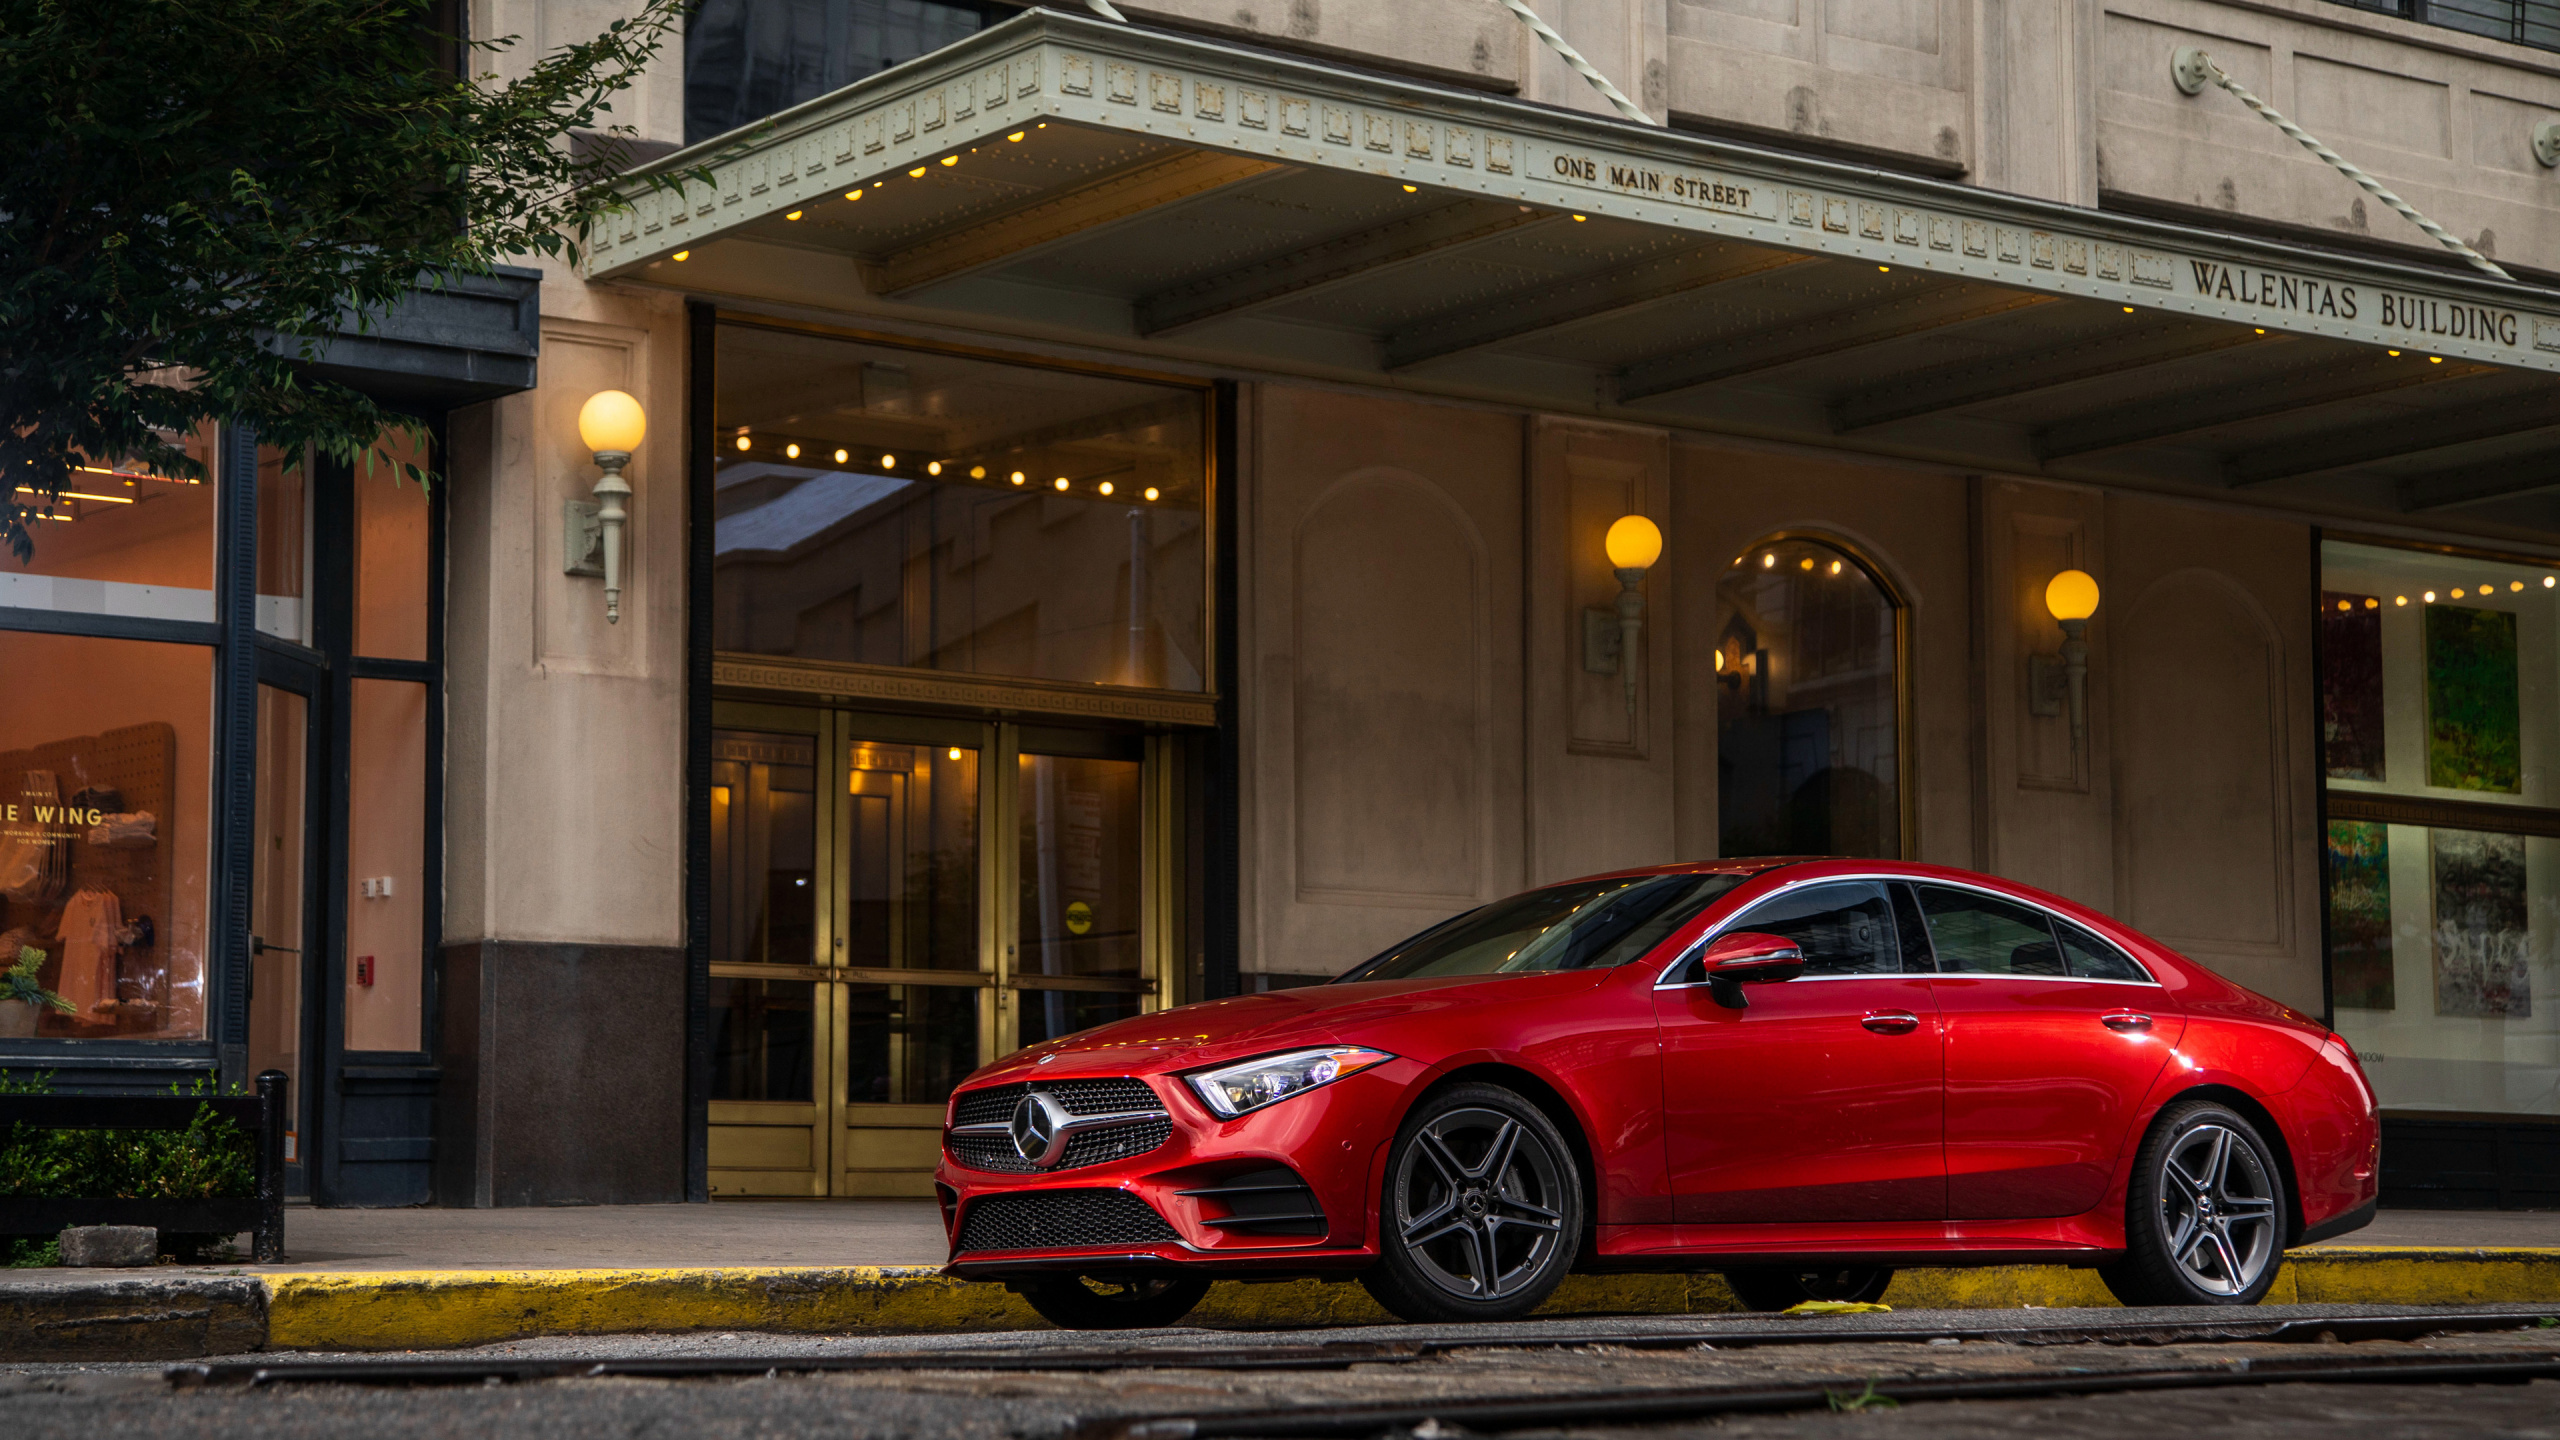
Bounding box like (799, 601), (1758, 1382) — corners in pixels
(1186, 1046), (1395, 1118)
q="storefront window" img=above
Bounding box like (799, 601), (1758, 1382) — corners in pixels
(1714, 536), (1903, 859)
(0, 632), (213, 1041)
(355, 436), (431, 662)
(258, 446), (310, 643)
(2320, 538), (2560, 1117)
(1, 423), (219, 623)
(712, 324), (1208, 692)
(344, 679), (427, 1052)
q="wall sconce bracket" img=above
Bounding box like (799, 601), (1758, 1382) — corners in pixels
(2027, 653), (2065, 717)
(564, 499), (606, 577)
(1581, 607), (1624, 675)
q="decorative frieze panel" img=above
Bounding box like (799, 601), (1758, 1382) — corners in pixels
(586, 12), (2560, 375)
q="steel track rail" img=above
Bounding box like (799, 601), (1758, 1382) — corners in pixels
(166, 1307), (2560, 1390)
(1086, 1352), (2560, 1440)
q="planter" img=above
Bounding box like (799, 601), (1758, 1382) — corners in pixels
(0, 999), (36, 1039)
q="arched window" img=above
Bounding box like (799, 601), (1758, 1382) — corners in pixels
(1714, 536), (1904, 859)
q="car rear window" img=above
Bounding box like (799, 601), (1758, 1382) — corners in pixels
(1337, 872), (1755, 982)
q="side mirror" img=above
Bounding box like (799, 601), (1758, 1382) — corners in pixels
(1693, 931), (1805, 1008)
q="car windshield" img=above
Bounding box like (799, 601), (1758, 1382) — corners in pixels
(1335, 872), (1757, 982)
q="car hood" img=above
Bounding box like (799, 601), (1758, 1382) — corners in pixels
(963, 973), (1593, 1087)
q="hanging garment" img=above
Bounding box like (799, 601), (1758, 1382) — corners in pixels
(53, 888), (122, 1021)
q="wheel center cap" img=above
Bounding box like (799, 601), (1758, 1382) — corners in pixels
(1462, 1190), (1489, 1217)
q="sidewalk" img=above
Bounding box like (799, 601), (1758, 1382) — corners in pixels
(5, 1201), (2554, 1362)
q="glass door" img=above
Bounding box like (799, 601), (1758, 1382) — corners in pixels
(707, 703), (1176, 1198)
(247, 669), (325, 1196)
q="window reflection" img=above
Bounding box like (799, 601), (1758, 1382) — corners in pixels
(712, 325), (1207, 692)
(2, 423), (218, 622)
(711, 730), (817, 966)
(1716, 537), (1901, 859)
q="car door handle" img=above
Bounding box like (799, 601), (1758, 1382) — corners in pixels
(2102, 1012), (2154, 1033)
(1860, 1010), (1922, 1035)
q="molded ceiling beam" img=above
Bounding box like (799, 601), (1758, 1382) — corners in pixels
(2397, 450), (2560, 511)
(1829, 321), (2275, 432)
(2223, 386), (2558, 485)
(1133, 200), (1560, 336)
(2032, 354), (2489, 461)
(1383, 245), (1817, 370)
(1614, 284), (2057, 404)
(873, 150), (1285, 297)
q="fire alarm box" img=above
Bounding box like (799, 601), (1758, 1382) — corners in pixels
(355, 955), (375, 987)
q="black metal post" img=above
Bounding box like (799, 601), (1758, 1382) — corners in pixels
(255, 1069), (289, 1262)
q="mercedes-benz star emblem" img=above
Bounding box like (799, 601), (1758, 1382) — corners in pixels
(1009, 1091), (1073, 1166)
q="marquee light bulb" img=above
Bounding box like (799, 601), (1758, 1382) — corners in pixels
(1054, 477), (1069, 491)
(1144, 487), (1160, 501)
(1098, 481), (1114, 495)
(834, 449), (849, 464)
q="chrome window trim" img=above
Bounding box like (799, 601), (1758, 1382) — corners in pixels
(1651, 871), (2161, 990)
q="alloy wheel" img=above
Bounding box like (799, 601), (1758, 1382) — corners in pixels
(1389, 1105), (1570, 1302)
(2155, 1121), (2280, 1297)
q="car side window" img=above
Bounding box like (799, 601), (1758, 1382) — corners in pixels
(2056, 918), (2151, 982)
(1915, 885), (2066, 976)
(1722, 881), (1902, 977)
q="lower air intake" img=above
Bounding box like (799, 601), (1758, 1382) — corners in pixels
(955, 1189), (1180, 1253)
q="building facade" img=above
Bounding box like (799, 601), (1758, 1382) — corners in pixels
(7, 0), (2560, 1212)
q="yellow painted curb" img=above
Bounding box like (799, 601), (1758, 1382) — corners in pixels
(260, 1249), (2560, 1352)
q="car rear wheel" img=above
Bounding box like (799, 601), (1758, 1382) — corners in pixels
(2100, 1100), (2287, 1307)
(1014, 1274), (1211, 1330)
(1720, 1266), (1895, 1313)
(1361, 1083), (1584, 1324)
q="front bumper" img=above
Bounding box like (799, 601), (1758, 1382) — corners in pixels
(934, 1060), (1420, 1279)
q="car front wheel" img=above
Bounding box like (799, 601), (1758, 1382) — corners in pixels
(1361, 1082), (1584, 1324)
(2100, 1099), (2287, 1307)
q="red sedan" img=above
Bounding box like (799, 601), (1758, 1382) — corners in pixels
(935, 860), (2380, 1328)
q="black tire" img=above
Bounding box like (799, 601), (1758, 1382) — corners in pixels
(1721, 1266), (1895, 1313)
(1360, 1082), (1584, 1324)
(2099, 1099), (2288, 1308)
(1015, 1274), (1211, 1329)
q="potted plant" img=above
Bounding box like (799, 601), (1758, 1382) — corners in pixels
(2, 946), (74, 1039)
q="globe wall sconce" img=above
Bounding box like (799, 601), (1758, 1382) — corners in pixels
(1582, 514), (1662, 716)
(2030, 568), (2101, 747)
(565, 390), (645, 624)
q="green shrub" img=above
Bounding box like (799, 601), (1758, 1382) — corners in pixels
(0, 1071), (256, 1262)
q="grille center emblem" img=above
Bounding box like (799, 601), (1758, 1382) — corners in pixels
(1010, 1091), (1074, 1166)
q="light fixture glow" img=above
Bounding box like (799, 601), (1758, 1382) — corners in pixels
(1402, 184), (1418, 192)
(2547, 576), (2556, 588)
(2431, 356), (2444, 363)
(2044, 569), (2101, 622)
(1572, 214), (1587, 221)
(845, 190), (862, 200)
(834, 449), (849, 464)
(2389, 349), (2401, 356)
(2425, 591), (2438, 602)
(1010, 471), (1026, 485)
(927, 460), (943, 475)
(2337, 599), (2353, 612)
(1799, 556), (1816, 570)
(735, 435), (751, 451)
(784, 442), (801, 459)
(2395, 595), (2409, 606)
(1762, 552), (1776, 568)
(909, 166), (927, 177)
(880, 454), (896, 468)
(784, 209), (802, 220)
(2453, 587), (2467, 598)
(673, 250), (690, 261)
(1829, 560), (1843, 575)
(1604, 515), (1663, 571)
(940, 155), (958, 166)
(577, 390), (648, 453)
(948, 748), (963, 761)
(1098, 481), (1114, 495)
(1878, 264), (1891, 272)
(969, 465), (986, 479)
(1053, 477), (1070, 491)
(2123, 306), (2135, 313)
(1144, 486), (1160, 501)
(2366, 597), (2380, 607)
(2514, 581), (2527, 592)
(1008, 131), (1025, 141)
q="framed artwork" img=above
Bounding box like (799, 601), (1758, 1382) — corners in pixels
(2325, 820), (2395, 1010)
(2425, 605), (2522, 793)
(2430, 827), (2530, 1018)
(2321, 593), (2386, 781)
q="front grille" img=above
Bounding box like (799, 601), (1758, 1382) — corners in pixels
(955, 1189), (1179, 1253)
(946, 1077), (1172, 1175)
